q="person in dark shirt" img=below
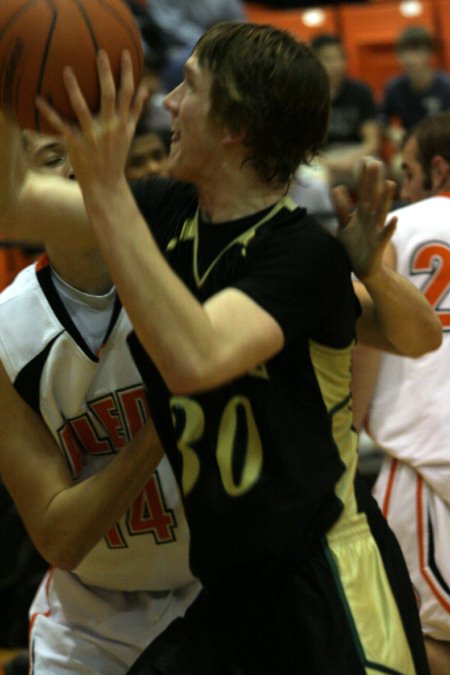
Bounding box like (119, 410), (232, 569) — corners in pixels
(381, 26), (450, 151)
(311, 33), (381, 188)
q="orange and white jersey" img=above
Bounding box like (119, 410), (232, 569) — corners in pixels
(368, 193), (450, 639)
(0, 260), (196, 592)
(368, 194), (450, 502)
(374, 458), (450, 640)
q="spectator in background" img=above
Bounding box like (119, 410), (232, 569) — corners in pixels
(126, 116), (171, 180)
(381, 26), (450, 152)
(311, 33), (381, 189)
(142, 0), (245, 91)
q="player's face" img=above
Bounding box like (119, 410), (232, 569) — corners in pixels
(22, 131), (74, 179)
(126, 132), (169, 180)
(163, 56), (223, 184)
(400, 135), (429, 203)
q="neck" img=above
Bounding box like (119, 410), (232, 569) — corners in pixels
(329, 77), (344, 99)
(195, 163), (288, 223)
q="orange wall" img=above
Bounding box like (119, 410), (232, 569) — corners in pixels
(244, 0), (450, 102)
(244, 4), (338, 41)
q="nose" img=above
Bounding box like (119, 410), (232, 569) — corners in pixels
(163, 82), (183, 114)
(145, 158), (163, 177)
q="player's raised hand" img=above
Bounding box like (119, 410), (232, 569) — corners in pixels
(333, 160), (397, 282)
(35, 50), (148, 190)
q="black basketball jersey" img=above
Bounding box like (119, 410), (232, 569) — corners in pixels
(130, 177), (360, 585)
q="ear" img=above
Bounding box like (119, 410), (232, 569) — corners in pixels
(222, 126), (245, 146)
(430, 155), (450, 192)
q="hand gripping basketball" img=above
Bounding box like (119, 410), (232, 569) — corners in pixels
(0, 0), (144, 133)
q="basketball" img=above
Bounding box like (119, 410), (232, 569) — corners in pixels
(0, 0), (144, 133)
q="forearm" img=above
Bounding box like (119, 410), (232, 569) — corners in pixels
(0, 116), (27, 217)
(38, 422), (164, 569)
(356, 266), (442, 356)
(1, 359), (164, 570)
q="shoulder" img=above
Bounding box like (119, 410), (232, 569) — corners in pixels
(434, 71), (450, 89)
(0, 263), (60, 381)
(131, 177), (197, 217)
(253, 208), (349, 275)
(384, 74), (406, 92)
(130, 177), (198, 245)
(345, 78), (373, 95)
(334, 78), (368, 103)
(131, 175), (196, 202)
(0, 263), (38, 307)
(435, 70), (450, 82)
(392, 195), (450, 221)
(391, 196), (450, 244)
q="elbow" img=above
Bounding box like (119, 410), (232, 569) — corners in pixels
(412, 324), (443, 357)
(48, 551), (83, 572)
(34, 533), (85, 571)
(160, 355), (218, 395)
(399, 319), (443, 358)
(163, 368), (208, 396)
(425, 326), (443, 355)
(415, 310), (443, 356)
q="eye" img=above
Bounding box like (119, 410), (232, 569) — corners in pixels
(44, 155), (65, 168)
(32, 148), (68, 171)
(151, 150), (165, 161)
(129, 156), (146, 168)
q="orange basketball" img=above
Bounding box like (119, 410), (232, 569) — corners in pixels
(0, 0), (144, 132)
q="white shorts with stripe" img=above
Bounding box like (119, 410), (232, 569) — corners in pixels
(29, 568), (201, 674)
(373, 457), (450, 641)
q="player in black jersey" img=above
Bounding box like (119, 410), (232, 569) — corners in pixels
(2, 21), (441, 674)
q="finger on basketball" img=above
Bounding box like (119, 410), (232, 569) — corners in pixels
(62, 67), (94, 132)
(117, 51), (137, 118)
(35, 97), (66, 136)
(97, 50), (117, 121)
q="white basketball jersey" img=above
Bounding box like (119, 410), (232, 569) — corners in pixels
(0, 259), (195, 592)
(368, 194), (450, 638)
(368, 195), (450, 500)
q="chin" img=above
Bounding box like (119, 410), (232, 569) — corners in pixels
(167, 161), (190, 183)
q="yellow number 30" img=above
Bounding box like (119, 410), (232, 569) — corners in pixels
(170, 395), (263, 497)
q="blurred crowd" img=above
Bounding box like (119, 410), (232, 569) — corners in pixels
(2, 2), (450, 288)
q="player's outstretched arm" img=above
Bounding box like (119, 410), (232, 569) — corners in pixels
(0, 360), (163, 570)
(334, 161), (442, 356)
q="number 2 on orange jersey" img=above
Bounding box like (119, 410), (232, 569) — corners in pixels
(411, 241), (450, 331)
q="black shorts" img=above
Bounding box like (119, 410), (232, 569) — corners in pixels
(127, 497), (429, 674)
